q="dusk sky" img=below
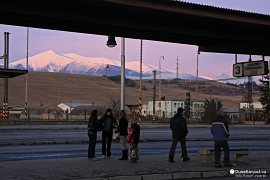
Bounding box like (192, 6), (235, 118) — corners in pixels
(0, 0), (269, 78)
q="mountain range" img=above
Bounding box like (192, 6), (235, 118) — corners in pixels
(9, 50), (225, 80)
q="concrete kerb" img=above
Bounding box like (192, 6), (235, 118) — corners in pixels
(202, 170), (228, 178)
(0, 124), (269, 130)
(91, 170), (228, 180)
(1, 152), (269, 180)
(2, 137), (270, 147)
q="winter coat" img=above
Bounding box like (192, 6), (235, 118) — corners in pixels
(118, 117), (128, 136)
(88, 116), (100, 132)
(128, 123), (140, 145)
(170, 113), (188, 138)
(99, 115), (117, 132)
(211, 115), (229, 141)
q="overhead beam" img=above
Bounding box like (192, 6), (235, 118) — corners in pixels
(0, 0), (269, 55)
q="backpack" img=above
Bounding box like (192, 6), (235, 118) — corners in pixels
(127, 123), (140, 144)
(127, 127), (135, 143)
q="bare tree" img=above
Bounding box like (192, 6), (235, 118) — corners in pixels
(109, 96), (120, 119)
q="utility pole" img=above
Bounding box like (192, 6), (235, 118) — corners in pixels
(25, 28), (29, 120)
(105, 64), (109, 79)
(159, 56), (164, 101)
(139, 39), (143, 121)
(195, 51), (200, 117)
(2, 32), (10, 120)
(120, 38), (125, 110)
(153, 70), (156, 121)
(247, 55), (254, 124)
(159, 56), (164, 117)
(176, 56), (179, 79)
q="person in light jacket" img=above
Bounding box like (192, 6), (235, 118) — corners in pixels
(211, 110), (233, 168)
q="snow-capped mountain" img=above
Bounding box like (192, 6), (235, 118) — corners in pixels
(64, 53), (119, 66)
(214, 73), (232, 80)
(10, 50), (210, 80)
(10, 50), (152, 78)
(11, 50), (73, 72)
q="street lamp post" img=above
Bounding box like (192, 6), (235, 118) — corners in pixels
(106, 35), (125, 111)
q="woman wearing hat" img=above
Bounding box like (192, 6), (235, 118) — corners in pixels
(99, 108), (117, 158)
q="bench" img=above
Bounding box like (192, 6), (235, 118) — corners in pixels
(198, 147), (249, 164)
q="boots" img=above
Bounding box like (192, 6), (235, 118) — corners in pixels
(181, 155), (190, 162)
(119, 150), (128, 160)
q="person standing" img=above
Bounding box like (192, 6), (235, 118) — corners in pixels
(99, 108), (117, 158)
(128, 122), (140, 162)
(88, 109), (99, 160)
(117, 110), (128, 160)
(211, 110), (233, 168)
(168, 107), (190, 162)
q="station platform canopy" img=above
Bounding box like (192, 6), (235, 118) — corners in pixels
(0, 69), (28, 78)
(0, 0), (269, 55)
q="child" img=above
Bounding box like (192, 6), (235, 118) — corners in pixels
(127, 122), (140, 162)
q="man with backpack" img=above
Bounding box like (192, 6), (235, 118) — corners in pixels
(168, 107), (190, 162)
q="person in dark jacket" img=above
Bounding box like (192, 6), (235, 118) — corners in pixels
(211, 110), (233, 168)
(99, 108), (117, 158)
(117, 110), (128, 160)
(168, 107), (190, 162)
(88, 109), (100, 160)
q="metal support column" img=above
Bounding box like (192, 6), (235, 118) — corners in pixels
(3, 32), (10, 120)
(25, 28), (29, 120)
(247, 55), (254, 123)
(120, 38), (125, 110)
(139, 39), (143, 121)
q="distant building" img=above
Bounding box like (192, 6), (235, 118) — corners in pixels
(191, 101), (205, 117)
(18, 105), (65, 120)
(224, 108), (239, 123)
(145, 100), (205, 119)
(58, 102), (94, 113)
(147, 100), (186, 118)
(239, 102), (264, 122)
(142, 104), (147, 117)
(240, 102), (263, 110)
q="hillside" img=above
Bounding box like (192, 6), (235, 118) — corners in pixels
(0, 72), (260, 109)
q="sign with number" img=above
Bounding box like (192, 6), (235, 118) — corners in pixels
(233, 61), (269, 77)
(233, 63), (243, 77)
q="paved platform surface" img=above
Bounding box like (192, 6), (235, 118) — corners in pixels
(0, 152), (269, 180)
